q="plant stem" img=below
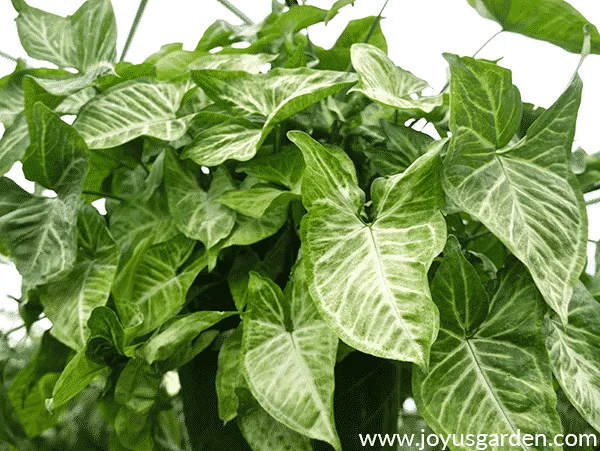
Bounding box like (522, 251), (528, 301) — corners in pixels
(215, 0), (253, 25)
(0, 50), (18, 63)
(5, 323), (25, 336)
(120, 0), (150, 62)
(364, 0), (390, 45)
(82, 190), (125, 201)
(586, 196), (600, 206)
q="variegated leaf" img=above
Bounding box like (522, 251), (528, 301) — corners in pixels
(289, 131), (446, 367)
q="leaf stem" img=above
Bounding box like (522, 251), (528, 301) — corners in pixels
(5, 323), (26, 336)
(82, 190), (125, 201)
(215, 0), (253, 25)
(586, 196), (600, 206)
(364, 0), (390, 45)
(0, 50), (19, 63)
(120, 0), (150, 62)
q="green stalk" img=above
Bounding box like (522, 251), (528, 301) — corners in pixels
(215, 0), (253, 25)
(0, 50), (18, 63)
(120, 0), (150, 62)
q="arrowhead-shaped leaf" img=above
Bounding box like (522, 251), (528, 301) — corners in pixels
(289, 131), (446, 366)
(0, 112), (29, 177)
(442, 54), (587, 324)
(218, 184), (300, 218)
(236, 147), (304, 193)
(74, 79), (195, 149)
(467, 0), (600, 54)
(546, 282), (600, 432)
(12, 0), (117, 71)
(38, 204), (119, 350)
(185, 68), (356, 165)
(242, 265), (340, 450)
(350, 43), (441, 113)
(413, 257), (562, 443)
(164, 149), (237, 249)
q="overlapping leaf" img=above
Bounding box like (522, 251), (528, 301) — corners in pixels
(546, 282), (600, 432)
(289, 131), (446, 366)
(413, 246), (562, 445)
(442, 54), (587, 324)
(242, 265), (340, 449)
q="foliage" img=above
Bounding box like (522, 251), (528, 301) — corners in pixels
(0, 0), (599, 450)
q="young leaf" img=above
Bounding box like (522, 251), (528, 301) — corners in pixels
(413, 262), (562, 443)
(86, 306), (126, 357)
(12, 0), (117, 71)
(140, 310), (237, 364)
(112, 235), (207, 338)
(236, 147), (305, 193)
(50, 346), (109, 410)
(39, 204), (119, 351)
(467, 0), (600, 54)
(546, 282), (600, 432)
(164, 149), (237, 249)
(74, 79), (195, 149)
(0, 177), (77, 288)
(442, 54), (587, 324)
(350, 43), (441, 113)
(289, 131), (446, 367)
(242, 265), (340, 450)
(218, 185), (300, 218)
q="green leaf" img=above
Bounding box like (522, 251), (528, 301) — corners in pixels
(350, 43), (441, 113)
(22, 103), (88, 198)
(37, 204), (119, 350)
(242, 265), (340, 450)
(185, 68), (356, 165)
(74, 79), (195, 149)
(289, 131), (446, 367)
(0, 177), (77, 288)
(467, 0), (600, 54)
(164, 149), (237, 249)
(239, 403), (312, 451)
(365, 121), (435, 176)
(260, 5), (328, 38)
(86, 306), (126, 358)
(112, 235), (207, 338)
(216, 326), (244, 422)
(546, 282), (600, 432)
(412, 263), (562, 443)
(50, 346), (109, 410)
(0, 112), (29, 177)
(12, 0), (117, 71)
(442, 54), (587, 324)
(218, 184), (300, 218)
(316, 16), (388, 71)
(325, 0), (355, 23)
(140, 310), (237, 364)
(238, 148), (304, 193)
(114, 359), (161, 415)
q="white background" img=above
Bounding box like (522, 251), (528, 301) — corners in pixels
(0, 0), (599, 337)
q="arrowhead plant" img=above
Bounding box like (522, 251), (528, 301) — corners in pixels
(0, 0), (599, 450)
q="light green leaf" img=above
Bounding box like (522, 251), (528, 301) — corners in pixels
(237, 147), (305, 192)
(0, 62), (26, 126)
(413, 263), (562, 446)
(164, 149), (237, 249)
(289, 131), (446, 367)
(182, 118), (262, 167)
(50, 346), (109, 410)
(325, 0), (355, 23)
(242, 265), (340, 450)
(0, 177), (77, 287)
(467, 0), (600, 54)
(217, 326), (244, 422)
(74, 79), (195, 149)
(12, 0), (117, 71)
(141, 311), (236, 364)
(39, 204), (119, 351)
(115, 359), (160, 415)
(155, 52), (276, 80)
(442, 54), (587, 324)
(546, 282), (600, 432)
(186, 68), (356, 165)
(218, 185), (300, 218)
(220, 203), (289, 248)
(112, 235), (207, 338)
(239, 403), (312, 451)
(0, 112), (29, 177)
(22, 103), (88, 198)
(350, 43), (441, 112)
(260, 5), (328, 38)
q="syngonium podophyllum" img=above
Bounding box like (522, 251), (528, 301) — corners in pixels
(0, 0), (599, 450)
